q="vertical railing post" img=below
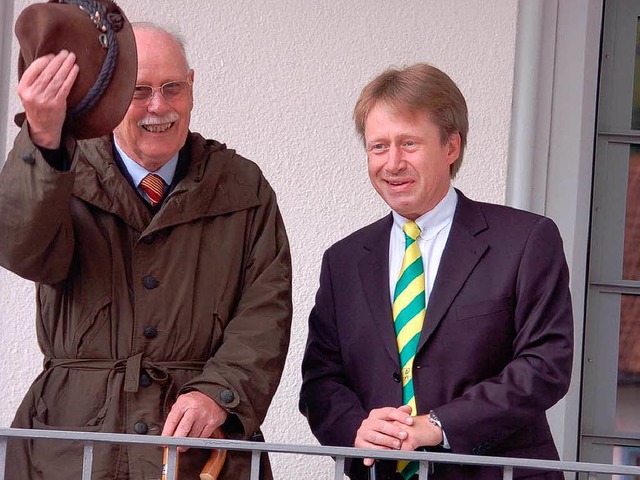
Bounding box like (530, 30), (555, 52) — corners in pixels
(164, 445), (178, 480)
(419, 460), (430, 479)
(82, 441), (94, 480)
(502, 465), (513, 480)
(334, 456), (345, 480)
(0, 437), (7, 480)
(250, 450), (261, 480)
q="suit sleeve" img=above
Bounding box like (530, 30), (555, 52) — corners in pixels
(299, 250), (369, 448)
(434, 216), (574, 454)
(0, 123), (77, 284)
(180, 175), (293, 439)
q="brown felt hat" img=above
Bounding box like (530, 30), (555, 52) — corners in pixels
(14, 0), (137, 139)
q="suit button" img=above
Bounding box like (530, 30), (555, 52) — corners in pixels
(143, 326), (158, 338)
(140, 372), (152, 387)
(134, 421), (148, 434)
(141, 233), (156, 244)
(142, 275), (159, 289)
(220, 389), (235, 404)
(392, 372), (401, 383)
(21, 152), (35, 164)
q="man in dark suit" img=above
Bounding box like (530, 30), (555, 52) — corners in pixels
(299, 63), (573, 480)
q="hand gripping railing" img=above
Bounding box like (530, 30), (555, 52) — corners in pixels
(2, 427), (640, 480)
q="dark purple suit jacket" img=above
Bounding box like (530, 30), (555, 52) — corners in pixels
(299, 191), (574, 480)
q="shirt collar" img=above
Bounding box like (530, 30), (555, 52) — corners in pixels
(113, 137), (179, 187)
(392, 186), (458, 240)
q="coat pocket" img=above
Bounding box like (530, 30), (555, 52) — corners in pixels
(31, 414), (103, 479)
(456, 296), (514, 322)
(71, 295), (112, 357)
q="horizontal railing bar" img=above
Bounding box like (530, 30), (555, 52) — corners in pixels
(2, 427), (640, 476)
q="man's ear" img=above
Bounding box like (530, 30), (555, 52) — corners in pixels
(446, 132), (461, 165)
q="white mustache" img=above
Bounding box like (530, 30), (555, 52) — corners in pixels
(138, 113), (179, 126)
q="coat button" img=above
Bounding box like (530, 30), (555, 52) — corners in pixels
(143, 326), (158, 338)
(134, 421), (148, 434)
(141, 233), (156, 244)
(140, 372), (152, 387)
(220, 389), (235, 404)
(142, 275), (159, 289)
(21, 152), (35, 164)
(392, 372), (401, 383)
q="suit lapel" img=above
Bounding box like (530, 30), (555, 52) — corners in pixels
(357, 215), (400, 366)
(418, 191), (489, 352)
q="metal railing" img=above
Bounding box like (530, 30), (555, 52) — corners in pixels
(2, 427), (640, 480)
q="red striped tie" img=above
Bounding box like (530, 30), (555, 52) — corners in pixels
(140, 173), (166, 206)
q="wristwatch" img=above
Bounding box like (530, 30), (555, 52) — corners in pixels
(428, 410), (441, 427)
(428, 410), (445, 447)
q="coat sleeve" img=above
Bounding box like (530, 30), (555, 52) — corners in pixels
(0, 123), (77, 284)
(434, 216), (574, 455)
(299, 249), (369, 448)
(179, 174), (293, 439)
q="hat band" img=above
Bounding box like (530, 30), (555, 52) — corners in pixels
(56, 0), (123, 119)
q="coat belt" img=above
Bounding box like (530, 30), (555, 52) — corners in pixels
(44, 353), (207, 393)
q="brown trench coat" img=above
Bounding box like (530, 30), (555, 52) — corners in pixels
(0, 125), (293, 480)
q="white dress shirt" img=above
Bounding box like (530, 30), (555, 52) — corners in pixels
(113, 138), (179, 202)
(388, 186), (458, 305)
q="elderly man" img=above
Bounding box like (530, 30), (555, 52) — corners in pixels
(0, 20), (292, 480)
(300, 63), (573, 480)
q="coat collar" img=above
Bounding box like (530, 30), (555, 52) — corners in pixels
(71, 132), (261, 234)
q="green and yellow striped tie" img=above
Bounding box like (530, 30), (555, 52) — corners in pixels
(393, 220), (425, 479)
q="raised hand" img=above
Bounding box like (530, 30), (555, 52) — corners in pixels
(17, 50), (79, 149)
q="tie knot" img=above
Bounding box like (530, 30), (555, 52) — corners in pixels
(402, 221), (421, 241)
(140, 173), (166, 207)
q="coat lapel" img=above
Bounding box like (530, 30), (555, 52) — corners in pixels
(418, 191), (489, 352)
(357, 215), (400, 366)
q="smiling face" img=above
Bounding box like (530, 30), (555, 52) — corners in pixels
(365, 103), (460, 220)
(113, 26), (194, 172)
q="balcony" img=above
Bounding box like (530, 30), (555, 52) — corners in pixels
(2, 427), (640, 480)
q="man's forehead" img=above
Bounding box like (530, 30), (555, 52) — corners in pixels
(366, 101), (432, 125)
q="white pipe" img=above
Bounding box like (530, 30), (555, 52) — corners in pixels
(506, 0), (546, 210)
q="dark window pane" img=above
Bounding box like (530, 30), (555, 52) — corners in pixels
(617, 294), (640, 434)
(633, 18), (640, 129)
(623, 145), (640, 281)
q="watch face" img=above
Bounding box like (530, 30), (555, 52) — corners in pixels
(428, 411), (441, 426)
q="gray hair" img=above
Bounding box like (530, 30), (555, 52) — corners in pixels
(131, 21), (190, 70)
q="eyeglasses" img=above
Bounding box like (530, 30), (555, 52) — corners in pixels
(132, 80), (192, 103)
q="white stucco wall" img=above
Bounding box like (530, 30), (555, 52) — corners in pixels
(0, 1), (518, 478)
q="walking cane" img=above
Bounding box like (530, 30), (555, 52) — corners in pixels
(161, 427), (227, 480)
(199, 427), (227, 480)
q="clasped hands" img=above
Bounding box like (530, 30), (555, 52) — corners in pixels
(354, 405), (444, 466)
